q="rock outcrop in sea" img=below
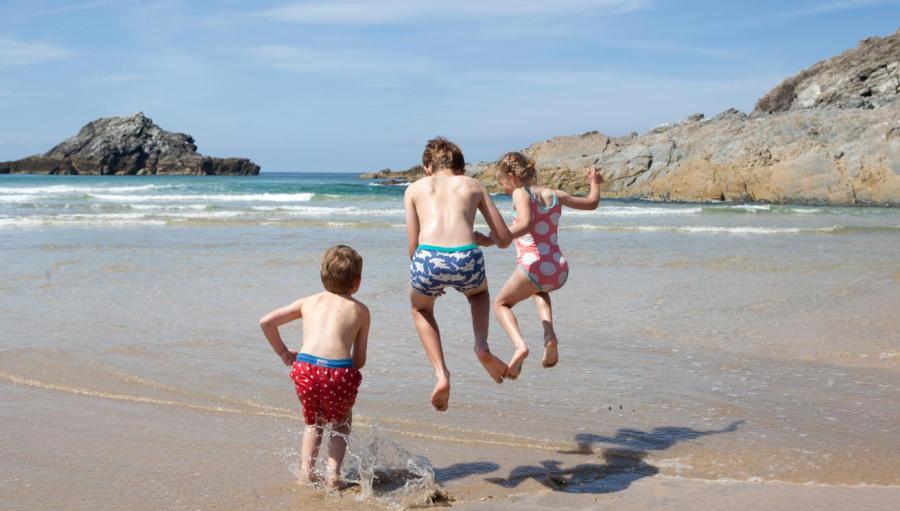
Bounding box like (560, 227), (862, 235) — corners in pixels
(0, 112), (260, 175)
(366, 29), (900, 206)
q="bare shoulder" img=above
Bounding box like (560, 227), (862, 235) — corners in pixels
(458, 174), (481, 186)
(348, 299), (370, 327)
(538, 186), (557, 204)
(405, 176), (432, 198)
(351, 297), (369, 314)
(458, 175), (486, 194)
(297, 291), (323, 313)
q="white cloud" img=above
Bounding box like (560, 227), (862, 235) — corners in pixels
(0, 89), (33, 98)
(603, 40), (746, 61)
(18, 0), (114, 18)
(87, 73), (151, 84)
(443, 68), (782, 141)
(257, 0), (651, 24)
(0, 38), (72, 66)
(248, 45), (431, 74)
(763, 0), (898, 22)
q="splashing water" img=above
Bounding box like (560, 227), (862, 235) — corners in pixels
(286, 425), (443, 508)
(347, 427), (444, 507)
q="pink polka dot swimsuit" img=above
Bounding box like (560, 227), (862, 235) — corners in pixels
(514, 187), (569, 291)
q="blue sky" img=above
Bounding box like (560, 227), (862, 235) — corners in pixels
(1, 0), (898, 172)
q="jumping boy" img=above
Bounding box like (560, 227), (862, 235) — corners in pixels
(404, 137), (513, 411)
(259, 245), (369, 489)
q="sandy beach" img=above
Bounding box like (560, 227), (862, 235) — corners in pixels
(3, 0), (900, 505)
(2, 175), (899, 510)
(4, 377), (898, 510)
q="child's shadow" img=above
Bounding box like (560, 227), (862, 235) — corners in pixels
(435, 462), (501, 483)
(484, 420), (743, 494)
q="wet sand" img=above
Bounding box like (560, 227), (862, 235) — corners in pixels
(4, 379), (898, 511)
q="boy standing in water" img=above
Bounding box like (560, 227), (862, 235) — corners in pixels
(404, 137), (513, 411)
(259, 245), (369, 489)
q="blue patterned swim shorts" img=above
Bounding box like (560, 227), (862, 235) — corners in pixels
(410, 244), (486, 297)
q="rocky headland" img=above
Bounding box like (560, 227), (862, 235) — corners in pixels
(364, 29), (900, 205)
(0, 112), (260, 176)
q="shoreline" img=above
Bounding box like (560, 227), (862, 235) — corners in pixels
(361, 171), (900, 208)
(5, 373), (899, 510)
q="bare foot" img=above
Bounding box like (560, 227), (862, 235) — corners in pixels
(477, 350), (508, 383)
(506, 346), (529, 380)
(328, 478), (349, 491)
(297, 470), (319, 486)
(431, 378), (450, 411)
(542, 336), (558, 368)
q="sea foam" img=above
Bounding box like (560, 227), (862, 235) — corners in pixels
(90, 192), (315, 202)
(566, 224), (842, 235)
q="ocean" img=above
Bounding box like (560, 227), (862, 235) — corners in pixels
(2, 172), (899, 509)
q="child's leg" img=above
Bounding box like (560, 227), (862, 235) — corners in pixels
(300, 421), (324, 483)
(464, 280), (508, 384)
(326, 413), (352, 490)
(533, 292), (558, 368)
(493, 271), (539, 379)
(410, 290), (451, 411)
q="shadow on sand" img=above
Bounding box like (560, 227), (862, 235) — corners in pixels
(481, 420), (744, 494)
(435, 462), (502, 483)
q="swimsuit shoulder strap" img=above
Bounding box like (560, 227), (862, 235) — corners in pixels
(549, 191), (560, 210)
(523, 186), (537, 201)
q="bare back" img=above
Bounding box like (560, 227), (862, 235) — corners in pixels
(405, 173), (484, 247)
(525, 185), (557, 208)
(299, 291), (367, 359)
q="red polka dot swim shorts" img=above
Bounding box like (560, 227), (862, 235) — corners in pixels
(290, 361), (362, 425)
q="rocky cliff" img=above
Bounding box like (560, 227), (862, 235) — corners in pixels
(755, 30), (899, 113)
(0, 112), (260, 175)
(495, 29), (900, 205)
(366, 29), (900, 206)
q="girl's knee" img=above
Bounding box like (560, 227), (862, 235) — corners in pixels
(494, 296), (515, 309)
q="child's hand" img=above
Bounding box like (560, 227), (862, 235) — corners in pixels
(474, 231), (493, 246)
(280, 350), (298, 366)
(586, 166), (604, 185)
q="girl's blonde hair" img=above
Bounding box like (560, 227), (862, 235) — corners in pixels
(496, 152), (537, 182)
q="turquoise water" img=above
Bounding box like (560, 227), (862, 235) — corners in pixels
(3, 172), (900, 233)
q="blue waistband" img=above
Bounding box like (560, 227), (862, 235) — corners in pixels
(297, 353), (354, 369)
(417, 243), (478, 253)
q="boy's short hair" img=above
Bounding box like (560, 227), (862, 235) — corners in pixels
(320, 245), (363, 294)
(422, 137), (465, 174)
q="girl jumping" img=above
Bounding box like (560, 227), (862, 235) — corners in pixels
(476, 152), (603, 379)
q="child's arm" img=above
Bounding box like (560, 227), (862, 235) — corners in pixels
(506, 187), (533, 239)
(557, 166), (603, 210)
(476, 183), (513, 248)
(351, 305), (370, 370)
(478, 189), (529, 245)
(473, 231), (495, 247)
(403, 186), (420, 260)
(259, 298), (304, 366)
